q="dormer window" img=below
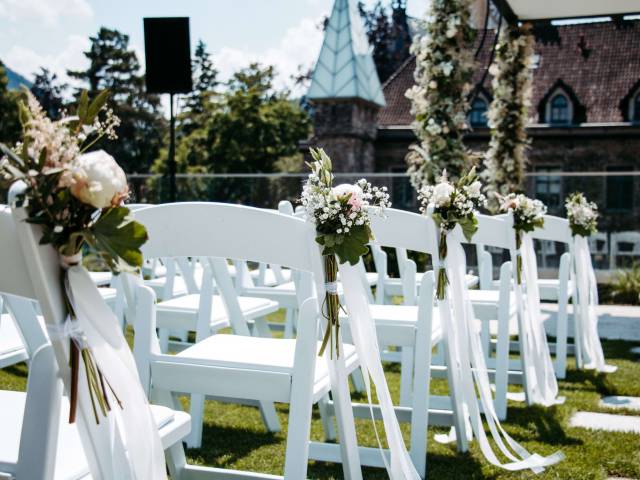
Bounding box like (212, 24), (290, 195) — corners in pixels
(469, 96), (488, 128)
(547, 92), (572, 125)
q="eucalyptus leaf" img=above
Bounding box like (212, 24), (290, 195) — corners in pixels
(91, 207), (148, 269)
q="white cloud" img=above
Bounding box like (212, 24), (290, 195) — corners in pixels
(4, 34), (89, 85)
(214, 16), (324, 94)
(0, 0), (92, 26)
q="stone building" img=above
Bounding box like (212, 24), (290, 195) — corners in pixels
(307, 11), (640, 230)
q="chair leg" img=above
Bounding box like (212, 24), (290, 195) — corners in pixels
(159, 328), (170, 352)
(283, 308), (295, 338)
(493, 312), (510, 421)
(186, 393), (205, 448)
(410, 330), (432, 478)
(350, 368), (366, 393)
(555, 295), (568, 379)
(400, 346), (415, 407)
(165, 442), (188, 480)
(317, 394), (337, 441)
(253, 316), (273, 338)
(257, 400), (281, 433)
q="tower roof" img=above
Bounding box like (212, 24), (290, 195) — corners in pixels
(307, 0), (385, 107)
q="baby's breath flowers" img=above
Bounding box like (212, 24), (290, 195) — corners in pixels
(301, 147), (390, 357)
(498, 193), (546, 283)
(418, 167), (486, 299)
(565, 192), (598, 237)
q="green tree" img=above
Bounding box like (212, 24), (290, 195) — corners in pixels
(0, 60), (21, 145)
(31, 68), (66, 120)
(183, 40), (218, 116)
(68, 27), (166, 173)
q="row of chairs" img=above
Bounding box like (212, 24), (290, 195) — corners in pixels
(0, 200), (581, 479)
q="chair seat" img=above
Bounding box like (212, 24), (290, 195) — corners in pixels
(145, 276), (189, 300)
(98, 287), (118, 303)
(0, 314), (26, 356)
(384, 273), (478, 296)
(469, 289), (517, 320)
(156, 294), (279, 331)
(339, 304), (443, 347)
(0, 390), (190, 479)
(88, 271), (112, 287)
(537, 278), (574, 301)
(167, 334), (359, 402)
(252, 268), (292, 287)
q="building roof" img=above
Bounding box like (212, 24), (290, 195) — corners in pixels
(378, 19), (640, 127)
(307, 0), (386, 107)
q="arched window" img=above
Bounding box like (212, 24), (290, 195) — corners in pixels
(547, 93), (571, 125)
(469, 97), (488, 127)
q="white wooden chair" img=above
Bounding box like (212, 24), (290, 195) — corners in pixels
(449, 214), (515, 421)
(610, 231), (640, 270)
(530, 215), (575, 379)
(350, 207), (467, 475)
(0, 205), (191, 479)
(0, 296), (28, 369)
(126, 202), (364, 479)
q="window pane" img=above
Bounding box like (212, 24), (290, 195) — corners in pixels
(606, 167), (633, 211)
(469, 98), (487, 127)
(634, 95), (640, 122)
(549, 94), (570, 125)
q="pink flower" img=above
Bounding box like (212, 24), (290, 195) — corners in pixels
(332, 183), (363, 212)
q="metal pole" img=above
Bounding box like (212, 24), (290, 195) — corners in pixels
(168, 92), (177, 202)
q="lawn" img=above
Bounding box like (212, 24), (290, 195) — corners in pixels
(2, 312), (639, 480)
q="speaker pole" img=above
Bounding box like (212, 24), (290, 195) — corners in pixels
(168, 92), (177, 202)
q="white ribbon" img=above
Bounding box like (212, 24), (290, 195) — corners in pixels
(339, 262), (421, 480)
(573, 236), (617, 373)
(325, 281), (339, 294)
(520, 235), (564, 406)
(61, 266), (167, 479)
(442, 234), (564, 472)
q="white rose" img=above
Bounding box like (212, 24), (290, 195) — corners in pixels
(433, 182), (454, 207)
(70, 150), (129, 209)
(468, 181), (482, 197)
(332, 183), (362, 199)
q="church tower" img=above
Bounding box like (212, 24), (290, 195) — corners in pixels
(307, 0), (385, 172)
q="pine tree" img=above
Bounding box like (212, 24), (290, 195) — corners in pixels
(184, 40), (218, 115)
(31, 68), (66, 120)
(68, 27), (167, 173)
(0, 60), (21, 145)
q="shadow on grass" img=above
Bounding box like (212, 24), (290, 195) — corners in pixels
(426, 451), (490, 480)
(3, 363), (28, 378)
(504, 404), (583, 447)
(187, 422), (281, 468)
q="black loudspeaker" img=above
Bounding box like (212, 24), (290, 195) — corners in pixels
(144, 17), (192, 94)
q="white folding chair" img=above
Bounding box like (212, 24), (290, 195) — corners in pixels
(530, 215), (575, 379)
(126, 202), (363, 479)
(610, 231), (640, 270)
(0, 205), (190, 479)
(0, 296), (28, 369)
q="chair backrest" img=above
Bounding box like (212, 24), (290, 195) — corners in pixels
(368, 207), (439, 257)
(529, 215), (571, 244)
(611, 231), (640, 253)
(454, 212), (515, 251)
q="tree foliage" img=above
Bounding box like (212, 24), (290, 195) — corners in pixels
(31, 68), (66, 120)
(68, 27), (166, 173)
(182, 40), (218, 118)
(0, 60), (21, 145)
(359, 0), (412, 83)
(154, 63), (309, 175)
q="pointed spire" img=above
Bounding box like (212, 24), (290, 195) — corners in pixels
(307, 0), (385, 107)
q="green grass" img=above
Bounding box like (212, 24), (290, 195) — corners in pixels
(3, 313), (640, 479)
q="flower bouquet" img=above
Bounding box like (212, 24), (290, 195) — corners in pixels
(300, 148), (390, 356)
(565, 192), (598, 237)
(418, 167), (486, 299)
(498, 193), (546, 283)
(0, 89), (147, 423)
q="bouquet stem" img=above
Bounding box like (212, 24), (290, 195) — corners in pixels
(436, 230), (449, 300)
(515, 231), (522, 285)
(319, 254), (340, 358)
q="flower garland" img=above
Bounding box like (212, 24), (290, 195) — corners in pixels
(565, 192), (598, 237)
(0, 89), (147, 424)
(418, 167), (486, 299)
(301, 148), (390, 357)
(483, 24), (535, 211)
(405, 0), (477, 188)
(499, 193), (546, 283)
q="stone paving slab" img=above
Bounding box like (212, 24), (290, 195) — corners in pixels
(569, 411), (640, 433)
(599, 396), (640, 411)
(541, 304), (640, 341)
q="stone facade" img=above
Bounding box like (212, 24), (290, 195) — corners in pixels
(309, 99), (380, 172)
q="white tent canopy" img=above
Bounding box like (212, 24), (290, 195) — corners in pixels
(499, 0), (640, 21)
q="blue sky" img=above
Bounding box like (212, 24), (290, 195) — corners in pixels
(0, 0), (429, 92)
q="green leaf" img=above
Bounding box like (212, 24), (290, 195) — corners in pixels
(90, 207), (148, 270)
(77, 90), (89, 125)
(86, 90), (110, 124)
(332, 224), (370, 266)
(18, 101), (30, 127)
(459, 216), (478, 242)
